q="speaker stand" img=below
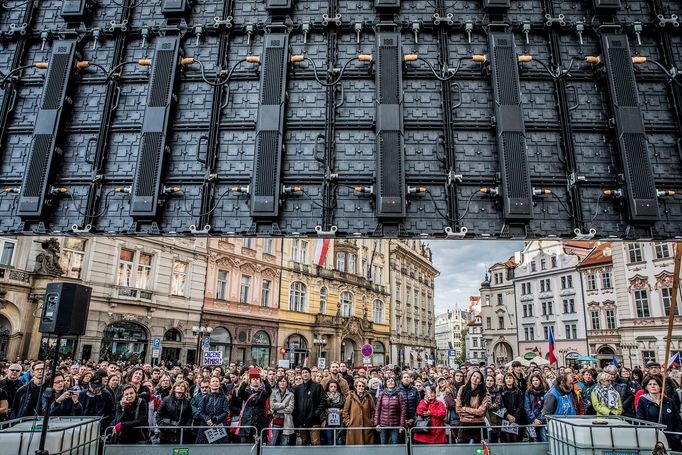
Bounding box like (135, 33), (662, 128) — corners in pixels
(36, 334), (61, 455)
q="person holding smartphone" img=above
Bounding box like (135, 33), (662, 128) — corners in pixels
(44, 372), (83, 417)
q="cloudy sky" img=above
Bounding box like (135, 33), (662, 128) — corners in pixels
(431, 240), (525, 314)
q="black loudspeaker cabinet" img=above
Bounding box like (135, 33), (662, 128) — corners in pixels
(39, 282), (92, 336)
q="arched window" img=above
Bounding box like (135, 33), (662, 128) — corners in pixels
(251, 331), (271, 367)
(209, 327), (232, 363)
(319, 287), (328, 315)
(289, 281), (307, 312)
(285, 334), (308, 367)
(100, 321), (148, 362)
(373, 299), (384, 324)
(372, 341), (386, 366)
(340, 291), (354, 317)
(164, 329), (182, 342)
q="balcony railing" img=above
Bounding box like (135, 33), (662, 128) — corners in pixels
(0, 267), (30, 284)
(116, 286), (153, 301)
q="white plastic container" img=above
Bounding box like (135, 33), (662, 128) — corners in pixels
(0, 417), (100, 455)
(547, 416), (668, 455)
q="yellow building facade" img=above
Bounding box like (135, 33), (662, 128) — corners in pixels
(277, 239), (392, 367)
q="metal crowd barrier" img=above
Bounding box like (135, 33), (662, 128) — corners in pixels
(0, 416), (101, 455)
(547, 416), (669, 455)
(260, 426), (407, 455)
(407, 424), (548, 455)
(664, 431), (682, 455)
(103, 425), (258, 455)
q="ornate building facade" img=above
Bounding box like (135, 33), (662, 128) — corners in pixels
(480, 258), (518, 365)
(202, 238), (282, 367)
(0, 236), (206, 364)
(389, 240), (438, 368)
(277, 239), (392, 367)
(434, 308), (466, 366)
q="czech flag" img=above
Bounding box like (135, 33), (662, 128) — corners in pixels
(548, 326), (557, 365)
(668, 352), (681, 368)
(314, 239), (331, 266)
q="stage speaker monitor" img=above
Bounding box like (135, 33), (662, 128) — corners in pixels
(39, 282), (92, 336)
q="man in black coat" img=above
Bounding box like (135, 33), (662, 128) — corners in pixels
(12, 362), (45, 418)
(0, 363), (23, 420)
(293, 367), (326, 445)
(79, 371), (115, 432)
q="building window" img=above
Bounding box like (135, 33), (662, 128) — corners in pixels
(591, 310), (601, 330)
(586, 274), (597, 291)
(543, 325), (554, 340)
(216, 270), (228, 300)
(606, 309), (616, 329)
(524, 326), (535, 341)
(486, 317), (492, 330)
(394, 282), (401, 302)
(261, 280), (271, 307)
(373, 299), (384, 324)
(662, 287), (680, 316)
(634, 289), (650, 318)
(496, 294), (503, 306)
(336, 252), (345, 271)
(239, 275), (251, 304)
(473, 338), (478, 348)
(299, 241), (308, 263)
(655, 242), (671, 259)
(628, 243), (643, 263)
(340, 291), (354, 317)
(540, 279), (551, 292)
(541, 300), (553, 315)
(561, 275), (573, 289)
(602, 272), (612, 289)
(60, 238), (87, 279)
(551, 256), (557, 268)
(642, 350), (656, 364)
(171, 261), (188, 296)
(498, 316), (505, 329)
(563, 298), (575, 314)
(348, 254), (356, 274)
(264, 238), (273, 255)
(243, 238), (253, 249)
(565, 324), (577, 339)
(319, 287), (328, 314)
(136, 253), (153, 290)
(117, 248), (135, 287)
(289, 281), (307, 312)
(531, 261), (536, 272)
(406, 286), (411, 305)
(523, 303), (533, 318)
(0, 239), (16, 266)
(521, 282), (532, 295)
(541, 258), (547, 270)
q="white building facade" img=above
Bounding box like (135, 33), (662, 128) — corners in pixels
(435, 308), (466, 366)
(480, 259), (518, 365)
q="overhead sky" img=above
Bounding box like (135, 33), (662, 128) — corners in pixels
(431, 240), (525, 315)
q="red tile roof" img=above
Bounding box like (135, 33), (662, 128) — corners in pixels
(578, 243), (613, 268)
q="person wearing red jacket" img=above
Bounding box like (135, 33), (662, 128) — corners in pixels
(414, 388), (447, 444)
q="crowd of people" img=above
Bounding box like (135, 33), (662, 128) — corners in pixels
(0, 358), (680, 449)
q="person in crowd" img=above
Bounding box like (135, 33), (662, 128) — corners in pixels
(414, 387), (447, 444)
(321, 363), (350, 396)
(12, 362), (45, 418)
(112, 384), (149, 444)
(156, 380), (193, 444)
(577, 368), (597, 414)
(543, 373), (578, 418)
(79, 370), (116, 431)
(511, 361), (527, 392)
(343, 378), (375, 445)
(270, 375), (295, 446)
(322, 380), (346, 445)
(398, 372), (420, 432)
(501, 373), (525, 443)
(0, 363), (23, 418)
(646, 361), (678, 399)
(455, 371), (488, 444)
(155, 374), (172, 400)
(293, 367), (326, 446)
(374, 375), (405, 445)
(339, 363), (355, 392)
(107, 373), (122, 400)
(636, 375), (681, 451)
(126, 368), (151, 402)
(485, 374), (503, 443)
(591, 372), (623, 416)
(44, 372), (82, 417)
(524, 372), (548, 442)
(195, 376), (229, 444)
(237, 368), (271, 444)
(605, 365), (634, 417)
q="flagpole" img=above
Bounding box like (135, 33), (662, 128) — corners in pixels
(659, 242), (682, 425)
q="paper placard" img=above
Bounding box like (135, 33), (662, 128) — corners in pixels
(204, 426), (228, 444)
(501, 420), (519, 435)
(203, 351), (223, 366)
(492, 407), (507, 418)
(278, 359), (290, 368)
(527, 425), (537, 439)
(327, 409), (341, 426)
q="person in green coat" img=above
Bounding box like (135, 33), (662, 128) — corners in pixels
(591, 372), (623, 416)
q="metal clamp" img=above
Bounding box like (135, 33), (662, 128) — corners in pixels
(544, 13), (566, 28)
(108, 19), (129, 33)
(445, 226), (468, 238)
(573, 228), (597, 240)
(189, 224), (212, 234)
(315, 225), (338, 237)
(211, 15), (233, 30)
(7, 22), (28, 37)
(322, 13), (342, 27)
(433, 12), (454, 26)
(71, 224), (93, 234)
(657, 14), (679, 28)
(465, 22), (474, 44)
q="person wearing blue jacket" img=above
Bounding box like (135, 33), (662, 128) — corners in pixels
(524, 373), (548, 442)
(195, 376), (229, 444)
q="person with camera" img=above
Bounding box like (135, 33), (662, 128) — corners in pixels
(44, 372), (82, 416)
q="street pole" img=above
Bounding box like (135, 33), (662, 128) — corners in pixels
(659, 242), (681, 425)
(36, 334), (60, 455)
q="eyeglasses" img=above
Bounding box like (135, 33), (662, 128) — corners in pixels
(9, 369), (21, 372)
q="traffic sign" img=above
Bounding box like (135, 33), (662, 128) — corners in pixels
(361, 343), (373, 357)
(203, 336), (211, 350)
(362, 357), (371, 366)
(153, 337), (161, 349)
(152, 349), (160, 359)
(448, 349), (457, 358)
(317, 357), (326, 369)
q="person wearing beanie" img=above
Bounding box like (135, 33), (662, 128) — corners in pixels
(237, 368), (271, 443)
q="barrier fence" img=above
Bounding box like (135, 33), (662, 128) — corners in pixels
(0, 416), (101, 455)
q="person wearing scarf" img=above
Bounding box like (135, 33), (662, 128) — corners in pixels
(112, 384), (149, 444)
(374, 376), (406, 445)
(322, 380), (346, 445)
(342, 378), (376, 445)
(195, 376), (229, 444)
(270, 376), (295, 446)
(524, 373), (548, 442)
(485, 375), (504, 443)
(591, 372), (623, 416)
(636, 375), (681, 451)
(501, 373), (525, 443)
(237, 368), (272, 444)
(414, 387), (447, 444)
(456, 371), (489, 444)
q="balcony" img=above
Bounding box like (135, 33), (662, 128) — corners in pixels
(0, 266), (31, 285)
(115, 286), (153, 301)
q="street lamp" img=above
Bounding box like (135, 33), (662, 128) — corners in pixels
(313, 336), (328, 366)
(192, 325), (213, 365)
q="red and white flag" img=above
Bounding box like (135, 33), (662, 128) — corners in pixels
(314, 239), (330, 266)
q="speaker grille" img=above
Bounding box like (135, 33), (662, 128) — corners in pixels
(135, 132), (164, 197)
(255, 131), (279, 196)
(379, 131), (402, 197)
(24, 134), (54, 197)
(41, 53), (70, 110)
(608, 48), (638, 107)
(149, 49), (175, 107)
(261, 47), (284, 105)
(379, 46), (400, 104)
(502, 131), (530, 198)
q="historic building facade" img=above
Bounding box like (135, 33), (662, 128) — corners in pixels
(389, 240), (438, 368)
(434, 308), (466, 366)
(514, 241), (592, 365)
(480, 258), (518, 365)
(277, 239), (392, 367)
(0, 236), (206, 364)
(611, 242), (681, 367)
(201, 238), (282, 367)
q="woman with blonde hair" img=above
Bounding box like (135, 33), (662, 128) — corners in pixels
(156, 380), (193, 444)
(591, 372), (623, 416)
(342, 378), (376, 445)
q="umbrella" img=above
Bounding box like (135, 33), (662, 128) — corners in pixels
(577, 355), (598, 362)
(505, 356), (531, 367)
(531, 357), (550, 366)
